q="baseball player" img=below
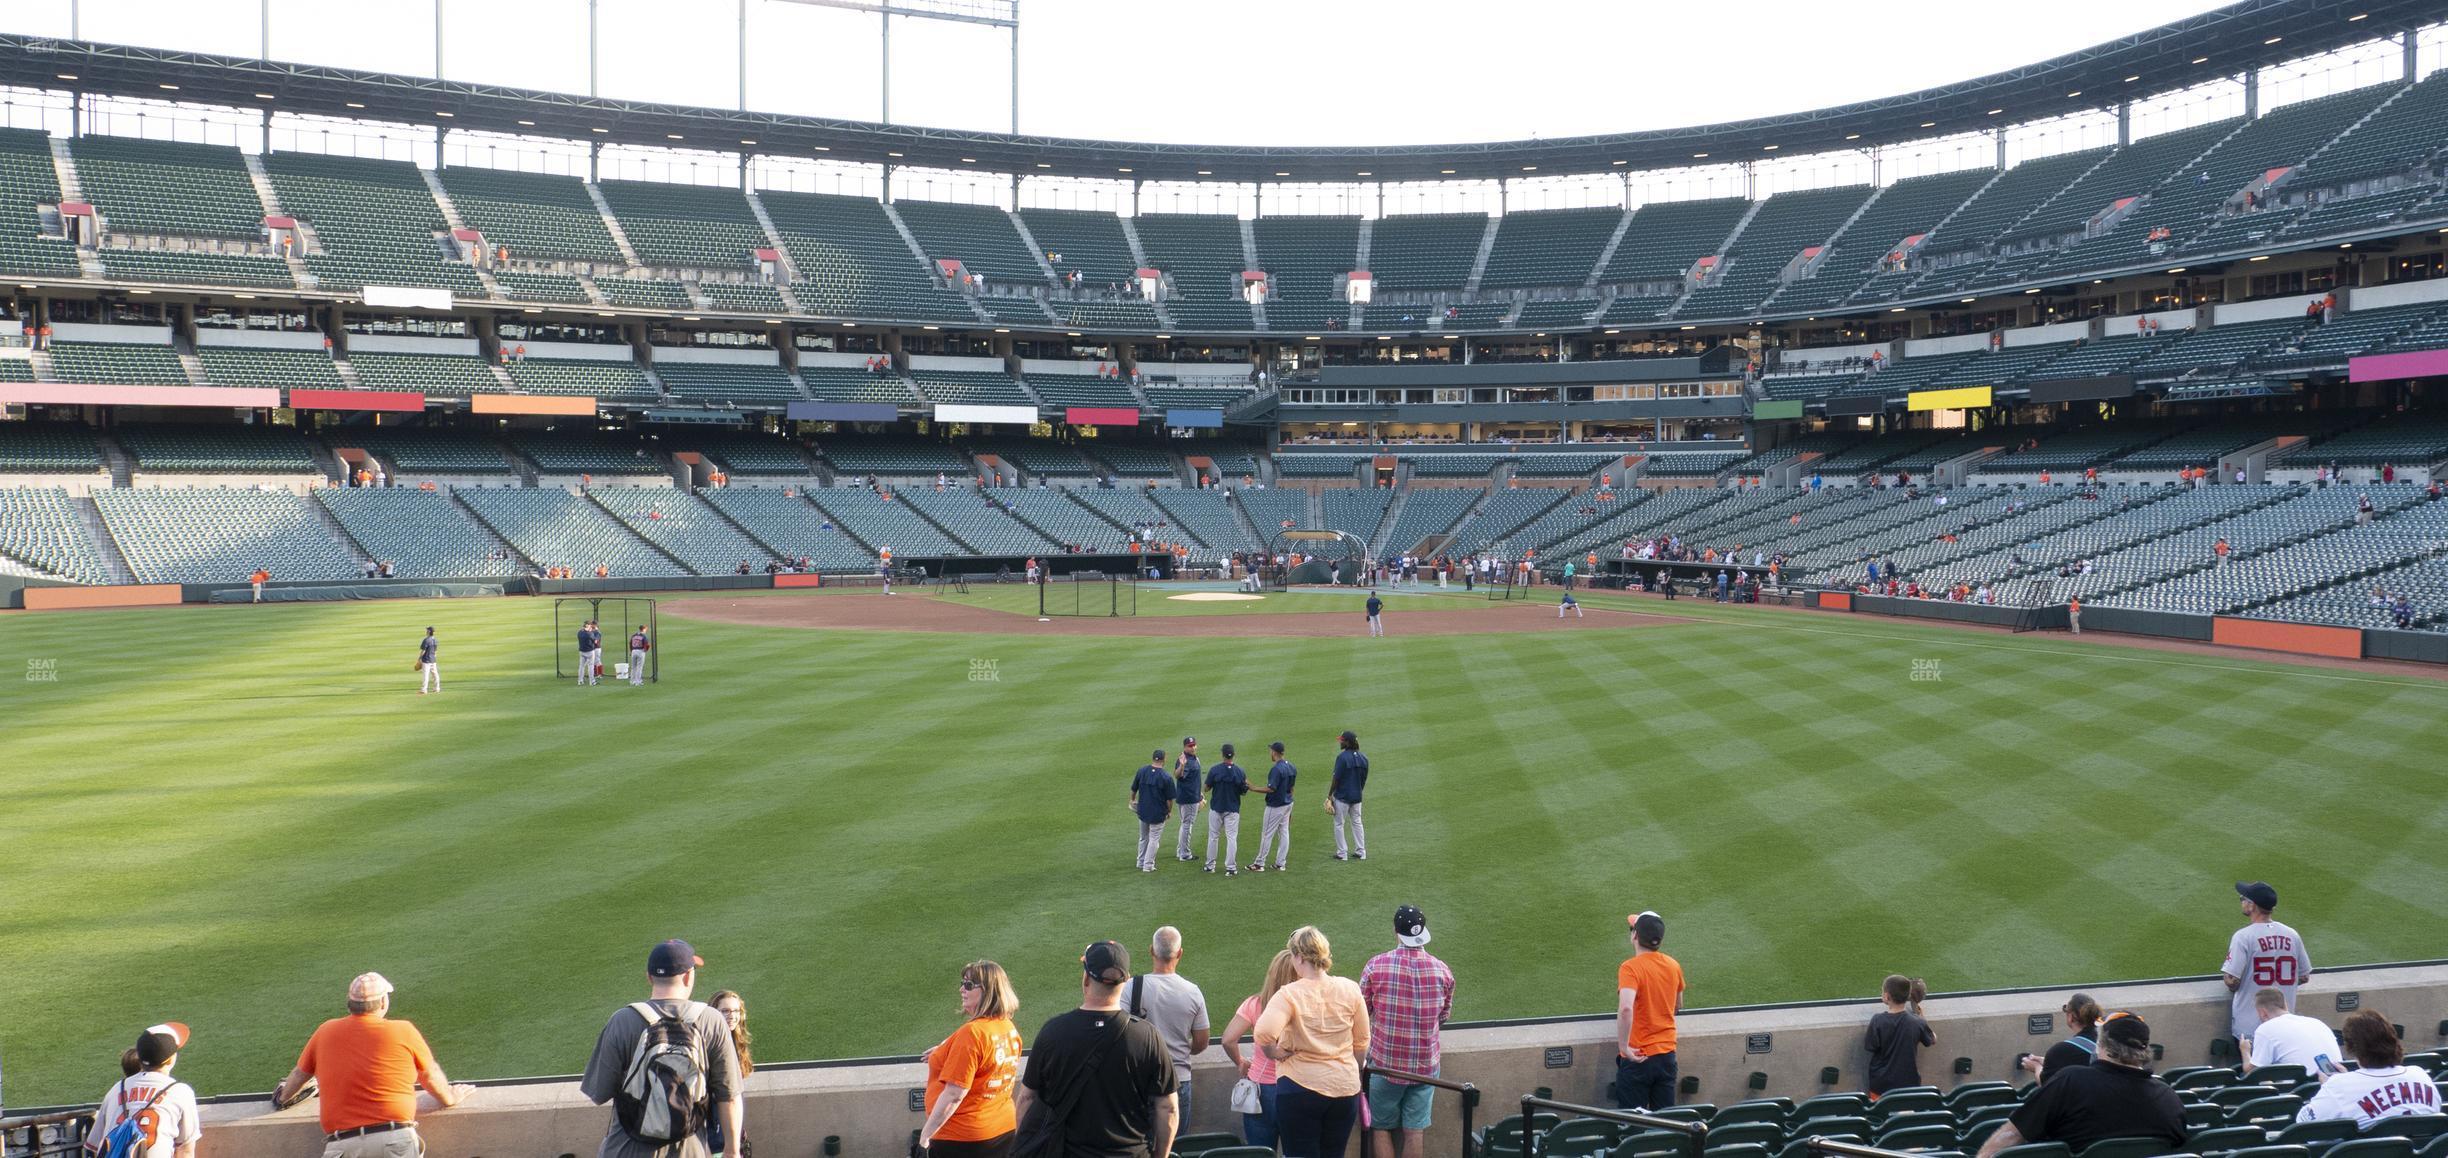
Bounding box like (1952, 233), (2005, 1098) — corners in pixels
(1559, 591), (1583, 619)
(1172, 736), (1204, 862)
(250, 568), (270, 603)
(1250, 741), (1296, 873)
(1366, 591), (1385, 637)
(2222, 881), (2312, 1045)
(627, 627), (650, 686)
(1328, 730), (1367, 862)
(880, 547), (894, 595)
(1129, 749), (1173, 872)
(418, 626), (440, 695)
(576, 619), (602, 686)
(1203, 743), (1248, 875)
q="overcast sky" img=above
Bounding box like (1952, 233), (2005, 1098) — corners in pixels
(0, 0), (2252, 146)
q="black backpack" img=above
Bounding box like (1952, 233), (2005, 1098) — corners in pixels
(614, 1001), (710, 1145)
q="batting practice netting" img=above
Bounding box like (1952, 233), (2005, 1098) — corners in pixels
(1263, 528), (1368, 592)
(554, 596), (660, 682)
(1039, 571), (1139, 617)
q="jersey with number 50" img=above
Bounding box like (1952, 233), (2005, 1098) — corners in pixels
(2223, 919), (2312, 1039)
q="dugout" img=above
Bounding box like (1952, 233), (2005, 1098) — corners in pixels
(907, 552), (1171, 581)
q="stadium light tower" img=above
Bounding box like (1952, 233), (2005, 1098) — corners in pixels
(771, 0), (1022, 131)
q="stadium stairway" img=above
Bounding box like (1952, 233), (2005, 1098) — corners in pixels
(581, 181), (647, 270)
(304, 492), (381, 572)
(67, 493), (137, 583)
(1369, 485), (1411, 556)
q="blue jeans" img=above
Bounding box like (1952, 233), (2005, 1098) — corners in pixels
(1243, 1078), (1280, 1150)
(1275, 1076), (1358, 1158)
(1178, 1079), (1192, 1133)
(1612, 1052), (1678, 1111)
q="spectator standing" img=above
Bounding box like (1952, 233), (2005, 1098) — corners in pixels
(270, 973), (474, 1158)
(1975, 1014), (2185, 1157)
(2222, 881), (2312, 1047)
(1128, 928), (1212, 1127)
(1255, 927), (1371, 1158)
(1202, 744), (1248, 876)
(706, 992), (754, 1157)
(1362, 907), (1455, 1158)
(417, 627), (440, 696)
(1328, 731), (1368, 862)
(579, 939), (744, 1158)
(1251, 742), (1296, 874)
(1014, 941), (1177, 1158)
(1611, 911), (1683, 1111)
(1173, 739), (1205, 864)
(2296, 1010), (2443, 1129)
(1130, 751), (1174, 874)
(84, 1023), (200, 1158)
(2241, 987), (2341, 1076)
(1222, 952), (1300, 1150)
(1863, 975), (1934, 1096)
(2020, 994), (2104, 1085)
(920, 962), (1024, 1158)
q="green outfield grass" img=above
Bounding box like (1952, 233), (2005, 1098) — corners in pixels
(4, 591), (2446, 1107)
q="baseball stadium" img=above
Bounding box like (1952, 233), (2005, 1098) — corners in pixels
(5, 3), (2448, 1157)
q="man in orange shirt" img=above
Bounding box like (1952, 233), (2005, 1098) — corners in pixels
(1612, 911), (1685, 1111)
(250, 569), (271, 603)
(272, 972), (474, 1157)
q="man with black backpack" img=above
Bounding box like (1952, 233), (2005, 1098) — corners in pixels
(1012, 941), (1177, 1158)
(580, 939), (745, 1158)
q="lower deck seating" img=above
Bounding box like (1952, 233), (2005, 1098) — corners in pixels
(1144, 488), (1257, 553)
(93, 487), (361, 583)
(589, 488), (777, 575)
(315, 488), (521, 577)
(455, 487), (688, 577)
(700, 487), (879, 571)
(0, 487), (113, 583)
(990, 488), (1133, 551)
(898, 487), (1059, 554)
(1377, 487), (1479, 552)
(1320, 487), (1394, 541)
(805, 488), (965, 558)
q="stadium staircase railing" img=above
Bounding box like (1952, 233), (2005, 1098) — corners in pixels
(1518, 1095), (1708, 1158)
(1360, 1066), (1481, 1158)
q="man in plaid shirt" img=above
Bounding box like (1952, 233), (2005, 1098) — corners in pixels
(1362, 905), (1456, 1158)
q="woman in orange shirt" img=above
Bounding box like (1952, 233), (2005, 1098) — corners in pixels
(1255, 926), (1370, 1158)
(920, 960), (1023, 1158)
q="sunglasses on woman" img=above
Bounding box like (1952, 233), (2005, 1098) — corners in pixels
(960, 979), (982, 991)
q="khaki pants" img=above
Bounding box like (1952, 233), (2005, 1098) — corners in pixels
(323, 1126), (423, 1158)
(1257, 804), (1293, 868)
(1205, 809), (1241, 870)
(420, 662), (439, 693)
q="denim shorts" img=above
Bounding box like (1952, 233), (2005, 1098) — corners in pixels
(1366, 1073), (1436, 1131)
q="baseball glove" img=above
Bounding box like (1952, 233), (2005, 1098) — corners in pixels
(271, 1076), (317, 1110)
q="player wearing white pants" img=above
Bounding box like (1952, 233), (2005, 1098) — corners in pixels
(1250, 742), (1297, 872)
(1129, 751), (1174, 873)
(576, 620), (602, 686)
(1137, 821), (1167, 872)
(1328, 731), (1369, 861)
(627, 628), (651, 686)
(1172, 738), (1204, 860)
(1202, 743), (1249, 875)
(417, 627), (440, 695)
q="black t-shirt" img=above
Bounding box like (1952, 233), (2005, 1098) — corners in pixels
(1863, 1009), (1934, 1094)
(2006, 1061), (2186, 1153)
(2038, 1027), (2098, 1085)
(1021, 1007), (1177, 1158)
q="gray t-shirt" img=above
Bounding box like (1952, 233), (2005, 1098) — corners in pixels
(1127, 972), (1210, 1082)
(579, 998), (743, 1158)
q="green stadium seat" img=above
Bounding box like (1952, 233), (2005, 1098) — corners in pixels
(454, 487), (688, 577)
(2221, 1147), (2310, 1158)
(700, 487), (876, 572)
(2184, 1126), (2272, 1156)
(0, 486), (113, 583)
(1705, 1123), (1786, 1150)
(1170, 1134), (1244, 1158)
(0, 128), (81, 278)
(2370, 1120), (2448, 1145)
(1611, 1132), (1702, 1158)
(1701, 1143), (1772, 1158)
(1990, 1143), (2073, 1158)
(263, 152), (483, 295)
(1774, 1136), (1860, 1158)
(315, 488), (520, 577)
(93, 487), (362, 583)
(196, 345), (342, 389)
(436, 165), (624, 263)
(596, 179), (765, 270)
(1789, 1117), (1872, 1141)
(2223, 1096), (2302, 1126)
(1874, 1092), (1947, 1119)
(48, 340), (189, 385)
(1875, 1112), (1955, 1137)
(2321, 1140), (2418, 1158)
(73, 134), (265, 239)
(760, 190), (977, 323)
(101, 247), (294, 288)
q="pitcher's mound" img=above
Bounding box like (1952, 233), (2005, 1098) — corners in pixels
(1168, 592), (1266, 602)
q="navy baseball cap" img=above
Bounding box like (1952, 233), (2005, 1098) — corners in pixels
(1270, 741), (1285, 754)
(1082, 940), (1130, 984)
(2236, 881), (2279, 911)
(1152, 749), (1166, 762)
(1395, 905), (1430, 948)
(1629, 911), (1666, 946)
(647, 939), (703, 977)
(1220, 743), (1236, 757)
(1182, 736), (1197, 748)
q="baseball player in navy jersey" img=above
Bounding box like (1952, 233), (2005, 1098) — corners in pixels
(627, 627), (650, 686)
(2222, 881), (2312, 1044)
(417, 627), (440, 694)
(1129, 750), (1173, 872)
(1172, 737), (1204, 862)
(1250, 741), (1296, 873)
(1203, 743), (1248, 875)
(1366, 592), (1385, 637)
(576, 620), (602, 686)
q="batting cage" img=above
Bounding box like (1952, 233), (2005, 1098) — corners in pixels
(1263, 528), (1368, 591)
(1039, 571), (1139, 617)
(554, 596), (660, 682)
(1485, 568), (1525, 601)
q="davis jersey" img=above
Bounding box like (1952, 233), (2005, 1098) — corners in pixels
(87, 1074), (201, 1158)
(2223, 919), (2311, 1039)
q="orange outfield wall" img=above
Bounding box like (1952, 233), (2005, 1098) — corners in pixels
(2211, 616), (2362, 659)
(773, 573), (823, 588)
(1818, 591), (1853, 611)
(23, 584), (183, 610)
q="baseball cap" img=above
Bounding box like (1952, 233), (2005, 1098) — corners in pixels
(2236, 881), (2279, 911)
(647, 939), (703, 978)
(1082, 940), (1130, 985)
(1629, 910), (1666, 947)
(348, 972), (394, 1002)
(1395, 905), (1431, 949)
(1220, 743), (1236, 758)
(1182, 736), (1197, 748)
(1340, 730), (1358, 745)
(1270, 741), (1285, 754)
(134, 1022), (190, 1066)
(2101, 1011), (2152, 1051)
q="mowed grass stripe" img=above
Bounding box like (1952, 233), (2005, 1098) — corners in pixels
(4, 594), (2446, 1105)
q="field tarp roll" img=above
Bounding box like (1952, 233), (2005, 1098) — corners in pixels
(206, 582), (504, 603)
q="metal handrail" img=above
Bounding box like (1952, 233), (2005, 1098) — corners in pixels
(1, 1109), (95, 1158)
(1517, 1095), (1706, 1158)
(1801, 1139), (1928, 1158)
(1360, 1066), (1480, 1158)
